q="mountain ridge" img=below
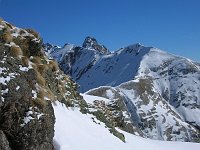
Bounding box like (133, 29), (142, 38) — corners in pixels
(46, 36), (200, 142)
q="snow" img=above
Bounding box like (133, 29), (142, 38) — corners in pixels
(32, 90), (37, 99)
(177, 106), (200, 126)
(19, 65), (29, 72)
(0, 25), (4, 30)
(11, 27), (32, 38)
(65, 91), (71, 96)
(4, 42), (19, 47)
(0, 70), (19, 85)
(1, 88), (8, 102)
(0, 76), (11, 85)
(20, 109), (34, 127)
(50, 43), (74, 62)
(1, 88), (8, 94)
(53, 101), (200, 150)
(0, 67), (7, 74)
(106, 89), (115, 99)
(20, 107), (44, 127)
(16, 86), (20, 91)
(44, 96), (50, 101)
(36, 113), (44, 119)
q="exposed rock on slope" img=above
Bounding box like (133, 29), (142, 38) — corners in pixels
(0, 19), (83, 149)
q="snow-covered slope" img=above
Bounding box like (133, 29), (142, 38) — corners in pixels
(53, 101), (200, 150)
(46, 37), (200, 142)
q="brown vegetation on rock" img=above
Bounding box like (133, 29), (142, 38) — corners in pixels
(30, 56), (41, 64)
(1, 31), (13, 43)
(36, 71), (46, 86)
(25, 28), (40, 39)
(21, 56), (29, 67)
(37, 64), (47, 75)
(49, 60), (59, 72)
(10, 46), (23, 57)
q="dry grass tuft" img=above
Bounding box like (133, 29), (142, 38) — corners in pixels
(33, 98), (47, 108)
(25, 28), (40, 39)
(37, 64), (47, 75)
(1, 31), (13, 43)
(36, 71), (46, 86)
(30, 56), (41, 64)
(63, 75), (71, 81)
(13, 37), (30, 57)
(45, 88), (56, 102)
(10, 46), (23, 57)
(21, 56), (29, 67)
(31, 63), (37, 71)
(49, 60), (59, 72)
(38, 89), (45, 100)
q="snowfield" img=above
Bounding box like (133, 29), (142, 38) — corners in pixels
(53, 101), (200, 150)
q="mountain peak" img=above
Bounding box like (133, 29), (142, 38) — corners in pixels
(82, 36), (110, 54)
(82, 36), (97, 48)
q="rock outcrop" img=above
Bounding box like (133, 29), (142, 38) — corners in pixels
(0, 19), (84, 149)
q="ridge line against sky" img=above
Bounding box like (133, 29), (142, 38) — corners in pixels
(0, 0), (199, 62)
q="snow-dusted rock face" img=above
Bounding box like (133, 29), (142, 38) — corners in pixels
(0, 19), (85, 149)
(48, 42), (151, 92)
(47, 37), (200, 142)
(82, 36), (110, 55)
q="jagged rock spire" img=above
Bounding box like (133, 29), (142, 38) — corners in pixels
(82, 36), (110, 54)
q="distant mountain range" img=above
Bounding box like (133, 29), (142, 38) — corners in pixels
(45, 36), (200, 142)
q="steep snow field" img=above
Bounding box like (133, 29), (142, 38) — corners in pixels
(53, 101), (200, 150)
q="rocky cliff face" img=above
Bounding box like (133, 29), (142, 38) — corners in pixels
(82, 36), (110, 55)
(0, 19), (84, 149)
(47, 37), (200, 142)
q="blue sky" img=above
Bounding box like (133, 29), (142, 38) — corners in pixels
(0, 0), (199, 62)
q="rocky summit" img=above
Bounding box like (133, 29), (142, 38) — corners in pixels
(82, 36), (110, 55)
